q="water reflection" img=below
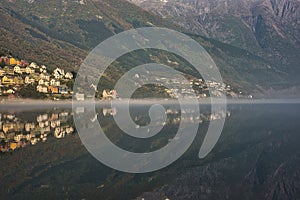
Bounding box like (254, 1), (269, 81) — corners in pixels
(0, 111), (75, 152)
(0, 104), (299, 199)
(0, 105), (230, 153)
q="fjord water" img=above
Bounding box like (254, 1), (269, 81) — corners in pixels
(0, 103), (299, 199)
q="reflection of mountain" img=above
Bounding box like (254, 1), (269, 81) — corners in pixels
(0, 105), (299, 199)
(135, 105), (300, 200)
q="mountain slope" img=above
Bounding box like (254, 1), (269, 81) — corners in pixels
(0, 0), (174, 70)
(129, 0), (300, 81)
(0, 0), (296, 94)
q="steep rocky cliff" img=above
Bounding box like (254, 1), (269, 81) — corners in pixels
(129, 0), (300, 79)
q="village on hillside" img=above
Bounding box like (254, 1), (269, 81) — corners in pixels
(0, 54), (122, 100)
(0, 54), (250, 100)
(0, 55), (75, 99)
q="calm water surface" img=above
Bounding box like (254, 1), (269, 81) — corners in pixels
(0, 103), (299, 199)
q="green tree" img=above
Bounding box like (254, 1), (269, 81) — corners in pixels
(0, 60), (5, 68)
(18, 84), (47, 99)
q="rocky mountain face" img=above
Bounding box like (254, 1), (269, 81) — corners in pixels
(129, 0), (300, 81)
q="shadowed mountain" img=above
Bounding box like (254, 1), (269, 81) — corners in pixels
(129, 0), (300, 85)
(0, 0), (298, 94)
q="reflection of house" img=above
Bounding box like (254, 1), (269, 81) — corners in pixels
(30, 138), (39, 145)
(39, 121), (45, 128)
(14, 134), (23, 142)
(66, 127), (74, 134)
(54, 127), (65, 139)
(25, 133), (34, 141)
(51, 120), (60, 128)
(59, 112), (69, 122)
(0, 132), (5, 139)
(25, 123), (35, 132)
(0, 110), (75, 153)
(50, 113), (59, 121)
(37, 114), (48, 122)
(7, 122), (24, 132)
(44, 126), (51, 132)
(10, 142), (17, 150)
(102, 108), (117, 116)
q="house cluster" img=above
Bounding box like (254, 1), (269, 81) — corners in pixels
(132, 72), (247, 99)
(0, 111), (74, 153)
(0, 55), (74, 98)
(102, 89), (118, 100)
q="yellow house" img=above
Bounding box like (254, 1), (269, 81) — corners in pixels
(2, 126), (9, 133)
(9, 58), (17, 65)
(48, 86), (59, 93)
(14, 77), (24, 85)
(2, 123), (14, 133)
(10, 142), (17, 150)
(2, 76), (15, 85)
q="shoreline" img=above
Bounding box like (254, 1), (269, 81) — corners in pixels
(1, 98), (300, 107)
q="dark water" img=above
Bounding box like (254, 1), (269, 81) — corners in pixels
(0, 104), (299, 199)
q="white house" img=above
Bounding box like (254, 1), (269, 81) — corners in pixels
(75, 93), (84, 101)
(38, 79), (45, 85)
(53, 68), (65, 79)
(14, 65), (22, 74)
(39, 73), (50, 81)
(25, 76), (35, 84)
(36, 85), (48, 93)
(50, 79), (60, 86)
(29, 62), (38, 69)
(65, 72), (73, 79)
(25, 66), (35, 74)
